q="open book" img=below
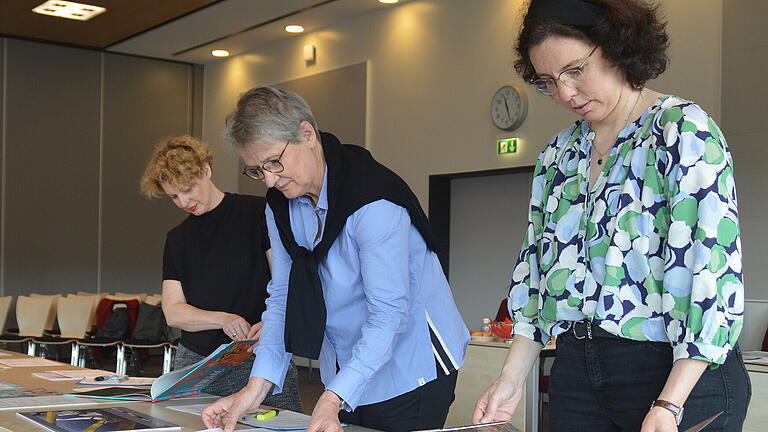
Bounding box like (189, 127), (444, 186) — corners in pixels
(67, 340), (257, 402)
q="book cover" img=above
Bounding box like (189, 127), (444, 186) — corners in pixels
(16, 406), (180, 431)
(68, 340), (257, 402)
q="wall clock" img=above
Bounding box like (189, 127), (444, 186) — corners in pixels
(490, 84), (528, 131)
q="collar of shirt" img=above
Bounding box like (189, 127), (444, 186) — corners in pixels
(296, 165), (329, 213)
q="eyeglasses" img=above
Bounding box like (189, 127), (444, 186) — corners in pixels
(530, 45), (598, 96)
(242, 141), (290, 180)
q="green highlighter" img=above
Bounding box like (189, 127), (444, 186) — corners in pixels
(255, 409), (279, 421)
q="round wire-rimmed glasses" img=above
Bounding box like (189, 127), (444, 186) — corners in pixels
(530, 45), (598, 96)
(242, 141), (290, 180)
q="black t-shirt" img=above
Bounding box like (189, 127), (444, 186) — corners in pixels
(162, 193), (271, 356)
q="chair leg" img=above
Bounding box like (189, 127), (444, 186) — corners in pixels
(77, 346), (86, 368)
(162, 345), (173, 374)
(70, 344), (80, 366)
(125, 348), (144, 377)
(116, 345), (126, 375)
(27, 342), (36, 357)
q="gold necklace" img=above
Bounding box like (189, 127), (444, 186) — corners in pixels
(594, 89), (644, 166)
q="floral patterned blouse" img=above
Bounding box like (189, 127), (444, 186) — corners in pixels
(509, 95), (743, 365)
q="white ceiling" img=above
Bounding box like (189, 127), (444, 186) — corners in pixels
(108, 0), (408, 64)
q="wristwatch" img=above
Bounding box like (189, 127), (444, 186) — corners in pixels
(328, 389), (349, 411)
(651, 399), (684, 425)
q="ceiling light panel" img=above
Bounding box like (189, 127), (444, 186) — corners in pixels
(32, 1), (106, 21)
(284, 25), (305, 33)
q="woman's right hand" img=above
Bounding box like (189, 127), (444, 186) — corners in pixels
(202, 378), (270, 432)
(221, 314), (252, 341)
(472, 376), (525, 424)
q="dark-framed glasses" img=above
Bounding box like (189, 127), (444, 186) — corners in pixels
(242, 141), (290, 180)
(530, 45), (598, 96)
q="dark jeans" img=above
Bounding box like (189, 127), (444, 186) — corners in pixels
(339, 370), (458, 432)
(549, 324), (751, 432)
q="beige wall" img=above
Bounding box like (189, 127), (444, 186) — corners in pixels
(723, 0), (768, 303)
(203, 0), (722, 203)
(0, 38), (197, 299)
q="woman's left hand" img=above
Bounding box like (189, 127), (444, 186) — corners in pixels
(305, 391), (344, 432)
(640, 407), (678, 432)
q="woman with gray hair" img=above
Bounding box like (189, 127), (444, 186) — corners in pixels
(202, 86), (469, 432)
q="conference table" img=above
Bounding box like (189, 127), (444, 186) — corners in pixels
(0, 348), (374, 432)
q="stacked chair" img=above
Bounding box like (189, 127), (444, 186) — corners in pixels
(120, 294), (179, 375)
(74, 295), (142, 374)
(3, 295), (57, 356)
(32, 294), (99, 364)
(0, 292), (179, 377)
(74, 292), (179, 376)
(0, 296), (31, 351)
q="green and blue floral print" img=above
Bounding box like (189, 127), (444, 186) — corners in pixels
(510, 95), (742, 365)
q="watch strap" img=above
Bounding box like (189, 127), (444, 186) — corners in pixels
(651, 399), (683, 425)
(327, 389), (349, 411)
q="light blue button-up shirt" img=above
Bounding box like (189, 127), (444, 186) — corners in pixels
(250, 168), (469, 409)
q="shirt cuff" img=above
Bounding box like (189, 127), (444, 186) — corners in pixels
(325, 366), (369, 410)
(672, 341), (731, 366)
(250, 348), (292, 394)
(512, 321), (550, 346)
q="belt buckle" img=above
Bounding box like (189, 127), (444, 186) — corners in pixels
(572, 321), (593, 340)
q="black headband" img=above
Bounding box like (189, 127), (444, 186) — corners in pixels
(525, 0), (605, 27)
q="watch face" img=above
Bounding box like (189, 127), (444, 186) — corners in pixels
(491, 85), (528, 131)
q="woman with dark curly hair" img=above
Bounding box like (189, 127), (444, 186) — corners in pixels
(473, 0), (750, 431)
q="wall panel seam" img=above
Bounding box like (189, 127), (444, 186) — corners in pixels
(0, 39), (7, 297)
(97, 52), (105, 294)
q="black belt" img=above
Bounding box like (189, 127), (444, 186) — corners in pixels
(570, 320), (621, 340)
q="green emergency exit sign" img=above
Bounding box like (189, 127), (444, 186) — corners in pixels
(497, 138), (519, 155)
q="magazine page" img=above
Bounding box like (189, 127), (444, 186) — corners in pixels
(34, 369), (116, 381)
(16, 406), (180, 431)
(0, 379), (57, 399)
(239, 409), (315, 431)
(151, 340), (257, 400)
(0, 396), (98, 411)
(419, 422), (522, 432)
(65, 387), (153, 401)
(78, 376), (155, 386)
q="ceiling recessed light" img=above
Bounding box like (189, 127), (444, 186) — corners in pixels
(32, 0), (106, 21)
(378, 0), (399, 3)
(284, 25), (305, 33)
(211, 49), (230, 57)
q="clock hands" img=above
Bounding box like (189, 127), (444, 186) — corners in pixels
(503, 96), (512, 122)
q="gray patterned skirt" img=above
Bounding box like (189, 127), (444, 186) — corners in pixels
(174, 344), (303, 412)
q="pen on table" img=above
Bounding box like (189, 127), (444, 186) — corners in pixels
(256, 409), (279, 420)
(94, 375), (128, 382)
